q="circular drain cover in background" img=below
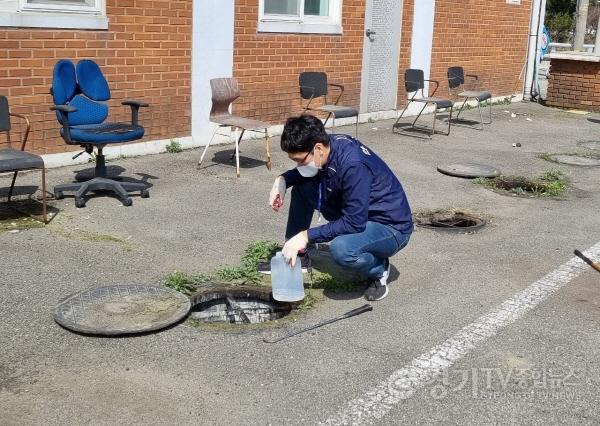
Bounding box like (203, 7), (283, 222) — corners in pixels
(578, 141), (600, 151)
(549, 154), (600, 167)
(437, 163), (500, 179)
(54, 285), (191, 336)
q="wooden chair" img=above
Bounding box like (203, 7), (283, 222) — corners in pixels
(198, 78), (272, 177)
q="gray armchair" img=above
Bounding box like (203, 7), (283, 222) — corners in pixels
(0, 95), (47, 223)
(447, 66), (492, 130)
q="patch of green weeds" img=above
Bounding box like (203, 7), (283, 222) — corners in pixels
(50, 227), (135, 251)
(474, 170), (568, 197)
(166, 240), (280, 293)
(0, 215), (45, 233)
(540, 170), (568, 196)
(166, 139), (183, 153)
(460, 96), (511, 111)
(310, 270), (363, 293)
(295, 289), (320, 311)
(163, 270), (211, 295)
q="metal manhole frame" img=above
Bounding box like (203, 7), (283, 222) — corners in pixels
(188, 284), (293, 327)
(413, 210), (487, 234)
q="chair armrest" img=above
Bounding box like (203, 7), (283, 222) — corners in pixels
(51, 105), (77, 113)
(122, 100), (150, 108)
(8, 112), (31, 151)
(122, 100), (149, 126)
(51, 105), (77, 144)
(328, 83), (344, 105)
(424, 79), (440, 97)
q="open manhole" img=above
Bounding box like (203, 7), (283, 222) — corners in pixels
(413, 209), (486, 233)
(189, 285), (292, 325)
(547, 154), (600, 167)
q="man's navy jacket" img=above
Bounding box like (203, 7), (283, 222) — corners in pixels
(282, 134), (413, 243)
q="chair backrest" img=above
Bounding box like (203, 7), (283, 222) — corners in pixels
(447, 66), (465, 89)
(0, 95), (10, 133)
(209, 78), (240, 118)
(404, 69), (425, 93)
(299, 72), (328, 99)
(51, 59), (110, 126)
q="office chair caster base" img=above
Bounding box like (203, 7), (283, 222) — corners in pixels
(53, 177), (148, 208)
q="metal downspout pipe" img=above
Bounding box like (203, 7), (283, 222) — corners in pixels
(524, 0), (547, 101)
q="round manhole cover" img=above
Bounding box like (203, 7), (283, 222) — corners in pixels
(189, 285), (292, 325)
(548, 154), (600, 167)
(437, 163), (501, 179)
(414, 210), (486, 233)
(577, 141), (600, 151)
(54, 285), (191, 335)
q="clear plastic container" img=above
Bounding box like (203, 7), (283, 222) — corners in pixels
(271, 251), (305, 302)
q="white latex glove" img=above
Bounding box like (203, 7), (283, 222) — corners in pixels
(282, 231), (308, 266)
(269, 176), (287, 212)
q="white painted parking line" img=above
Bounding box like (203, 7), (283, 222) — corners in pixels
(321, 243), (600, 425)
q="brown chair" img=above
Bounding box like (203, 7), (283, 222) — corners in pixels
(0, 95), (47, 223)
(198, 78), (272, 177)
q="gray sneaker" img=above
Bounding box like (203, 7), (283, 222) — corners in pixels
(364, 280), (389, 301)
(364, 259), (391, 301)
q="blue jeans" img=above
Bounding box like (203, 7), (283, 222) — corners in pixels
(286, 178), (411, 280)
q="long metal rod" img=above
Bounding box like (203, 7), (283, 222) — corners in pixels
(574, 249), (600, 273)
(263, 304), (373, 344)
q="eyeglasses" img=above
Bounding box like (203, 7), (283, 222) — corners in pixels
(298, 149), (313, 164)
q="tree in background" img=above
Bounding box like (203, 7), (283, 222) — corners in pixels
(545, 0), (576, 42)
(546, 0), (600, 43)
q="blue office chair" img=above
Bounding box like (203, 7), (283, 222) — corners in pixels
(51, 59), (150, 208)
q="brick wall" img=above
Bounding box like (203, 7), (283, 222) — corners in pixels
(0, 0), (192, 155)
(397, 0), (413, 109)
(546, 59), (600, 111)
(429, 0), (530, 101)
(232, 0), (366, 124)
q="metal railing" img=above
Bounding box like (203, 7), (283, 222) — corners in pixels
(547, 42), (595, 53)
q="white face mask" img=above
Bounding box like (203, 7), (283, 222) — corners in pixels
(296, 149), (321, 177)
(297, 161), (319, 177)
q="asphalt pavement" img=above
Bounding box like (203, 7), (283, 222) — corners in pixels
(1, 102), (599, 425)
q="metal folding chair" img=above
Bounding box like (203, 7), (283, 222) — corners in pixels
(299, 72), (359, 137)
(198, 78), (272, 177)
(393, 69), (453, 138)
(0, 95), (47, 223)
(447, 66), (492, 130)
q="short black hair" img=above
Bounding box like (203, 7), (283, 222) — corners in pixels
(280, 114), (330, 153)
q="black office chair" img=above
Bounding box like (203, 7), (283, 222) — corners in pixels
(447, 66), (492, 130)
(393, 69), (453, 138)
(51, 59), (150, 208)
(299, 71), (359, 137)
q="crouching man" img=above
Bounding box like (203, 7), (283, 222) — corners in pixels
(268, 115), (413, 301)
